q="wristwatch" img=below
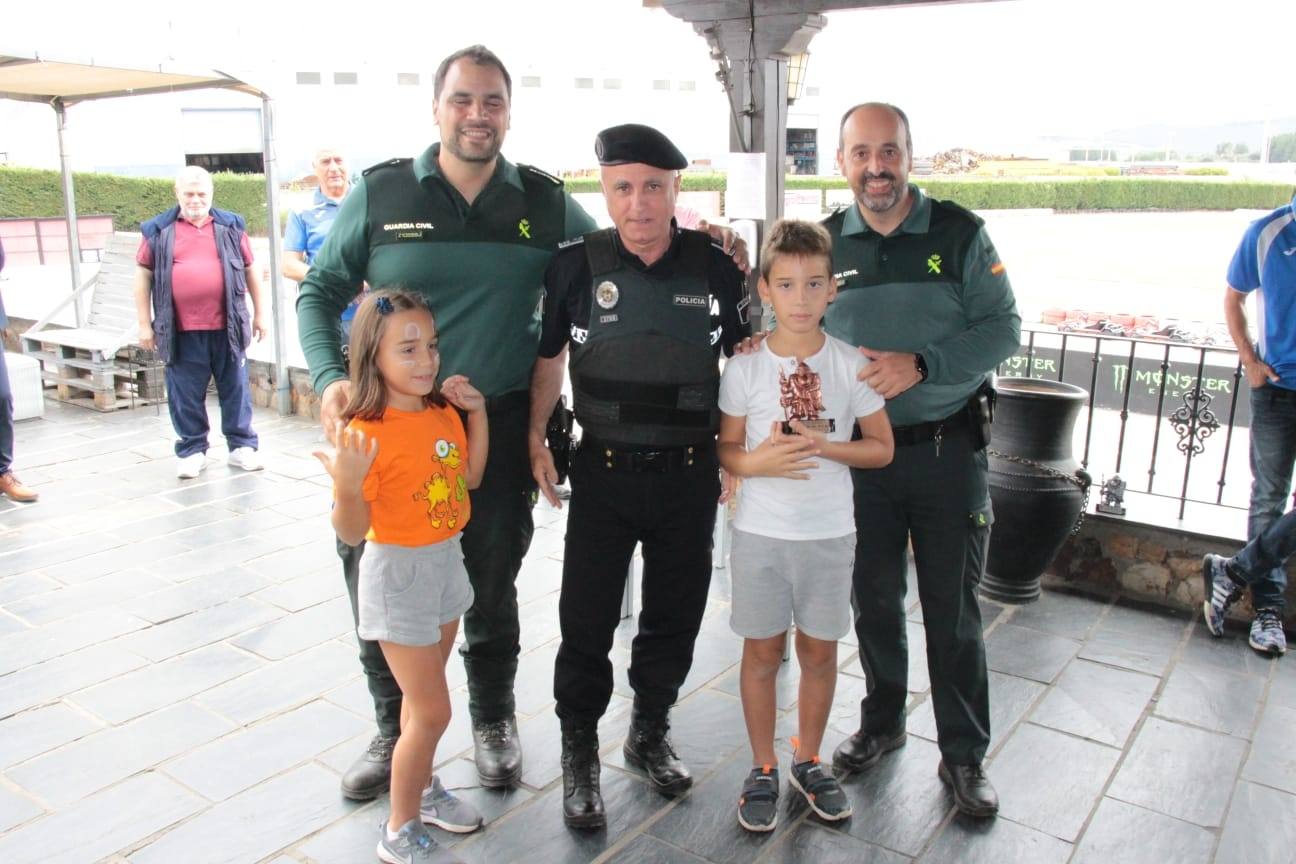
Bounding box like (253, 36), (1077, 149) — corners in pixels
(914, 353), (929, 382)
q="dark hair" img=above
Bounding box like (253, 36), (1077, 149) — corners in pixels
(433, 45), (512, 101)
(838, 102), (913, 156)
(344, 288), (445, 422)
(759, 219), (833, 281)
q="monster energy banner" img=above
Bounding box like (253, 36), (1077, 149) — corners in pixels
(999, 345), (1250, 426)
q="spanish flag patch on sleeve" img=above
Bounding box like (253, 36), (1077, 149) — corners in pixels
(990, 262), (1007, 276)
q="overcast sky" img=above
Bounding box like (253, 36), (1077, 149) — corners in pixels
(4, 0), (1294, 155)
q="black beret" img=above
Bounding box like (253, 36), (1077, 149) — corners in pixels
(594, 124), (688, 170)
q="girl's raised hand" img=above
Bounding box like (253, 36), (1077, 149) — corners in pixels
(441, 375), (485, 413)
(312, 421), (379, 493)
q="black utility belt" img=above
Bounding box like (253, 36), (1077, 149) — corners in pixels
(579, 436), (714, 473)
(484, 389), (529, 414)
(890, 410), (970, 447)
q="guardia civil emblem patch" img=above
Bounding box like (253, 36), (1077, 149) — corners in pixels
(596, 281), (620, 309)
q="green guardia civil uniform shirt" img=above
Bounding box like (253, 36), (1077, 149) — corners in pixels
(821, 185), (1021, 427)
(297, 144), (598, 397)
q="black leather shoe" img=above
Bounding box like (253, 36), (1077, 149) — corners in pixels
(473, 715), (523, 788)
(562, 725), (606, 829)
(939, 760), (999, 818)
(623, 706), (692, 796)
(832, 727), (906, 775)
(340, 733), (397, 800)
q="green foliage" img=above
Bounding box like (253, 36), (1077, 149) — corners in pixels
(1184, 167), (1229, 176)
(15, 165), (1278, 230)
(786, 178), (1291, 213)
(918, 178), (1291, 211)
(562, 172), (728, 194)
(1269, 132), (1296, 163)
(0, 166), (270, 235)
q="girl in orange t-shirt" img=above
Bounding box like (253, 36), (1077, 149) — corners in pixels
(314, 289), (487, 860)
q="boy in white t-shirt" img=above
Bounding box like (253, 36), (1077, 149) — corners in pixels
(718, 219), (893, 832)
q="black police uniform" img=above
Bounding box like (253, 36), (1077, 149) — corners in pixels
(539, 226), (749, 728)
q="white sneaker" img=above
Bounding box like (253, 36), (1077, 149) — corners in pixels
(176, 452), (207, 479)
(228, 447), (263, 472)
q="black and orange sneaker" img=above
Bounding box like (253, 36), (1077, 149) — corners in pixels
(789, 755), (852, 822)
(737, 764), (780, 832)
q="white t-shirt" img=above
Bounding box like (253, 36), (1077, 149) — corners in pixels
(718, 333), (886, 540)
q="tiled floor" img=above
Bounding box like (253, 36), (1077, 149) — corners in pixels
(0, 399), (1292, 863)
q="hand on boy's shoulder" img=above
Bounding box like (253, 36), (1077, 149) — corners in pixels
(731, 332), (765, 356)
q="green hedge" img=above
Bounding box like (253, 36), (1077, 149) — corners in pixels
(915, 178), (1292, 211)
(3, 166), (1290, 230)
(570, 172), (1291, 212)
(0, 166), (270, 236)
(563, 172), (727, 194)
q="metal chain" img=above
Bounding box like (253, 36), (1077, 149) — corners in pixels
(988, 448), (1093, 535)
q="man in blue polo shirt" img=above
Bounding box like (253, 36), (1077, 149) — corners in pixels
(283, 147), (362, 344)
(1215, 194), (1296, 656)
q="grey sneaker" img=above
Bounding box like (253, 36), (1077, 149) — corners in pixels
(377, 817), (462, 863)
(789, 757), (852, 822)
(736, 764), (780, 832)
(1202, 554), (1246, 637)
(420, 775), (483, 833)
(1249, 608), (1287, 656)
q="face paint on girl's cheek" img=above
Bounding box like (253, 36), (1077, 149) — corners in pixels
(397, 322), (422, 367)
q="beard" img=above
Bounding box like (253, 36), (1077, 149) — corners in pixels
(443, 124), (502, 164)
(853, 171), (903, 213)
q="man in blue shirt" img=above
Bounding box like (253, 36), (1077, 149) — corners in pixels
(1218, 195), (1296, 656)
(283, 148), (361, 344)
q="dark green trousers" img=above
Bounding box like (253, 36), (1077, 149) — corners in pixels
(457, 392), (536, 722)
(850, 428), (993, 765)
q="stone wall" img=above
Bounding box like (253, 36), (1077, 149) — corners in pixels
(246, 359), (320, 420)
(1050, 514), (1295, 634)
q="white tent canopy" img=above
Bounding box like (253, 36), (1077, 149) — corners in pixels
(0, 53), (292, 413)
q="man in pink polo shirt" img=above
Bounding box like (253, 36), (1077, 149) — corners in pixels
(133, 166), (267, 479)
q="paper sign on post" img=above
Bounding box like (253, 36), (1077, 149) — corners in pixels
(725, 152), (766, 220)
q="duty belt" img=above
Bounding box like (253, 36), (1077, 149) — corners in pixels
(484, 390), (529, 414)
(580, 435), (713, 473)
(890, 409), (969, 448)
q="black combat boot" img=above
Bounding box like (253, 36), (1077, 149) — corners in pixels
(340, 733), (397, 800)
(472, 715), (523, 788)
(939, 760), (999, 818)
(561, 725), (605, 829)
(623, 704), (692, 796)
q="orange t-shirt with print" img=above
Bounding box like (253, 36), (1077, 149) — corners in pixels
(346, 404), (471, 546)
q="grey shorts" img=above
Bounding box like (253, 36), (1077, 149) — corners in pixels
(729, 529), (855, 641)
(357, 536), (474, 646)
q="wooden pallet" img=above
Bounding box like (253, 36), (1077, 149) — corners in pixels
(21, 338), (165, 411)
(21, 231), (168, 412)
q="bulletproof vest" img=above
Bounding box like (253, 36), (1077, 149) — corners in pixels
(569, 228), (719, 447)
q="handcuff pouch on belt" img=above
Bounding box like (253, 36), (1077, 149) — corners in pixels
(546, 394), (577, 485)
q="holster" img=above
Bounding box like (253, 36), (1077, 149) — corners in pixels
(546, 395), (577, 485)
(965, 378), (996, 451)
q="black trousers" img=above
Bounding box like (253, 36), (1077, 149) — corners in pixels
(554, 443), (720, 728)
(850, 428), (993, 765)
(341, 392), (536, 735)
